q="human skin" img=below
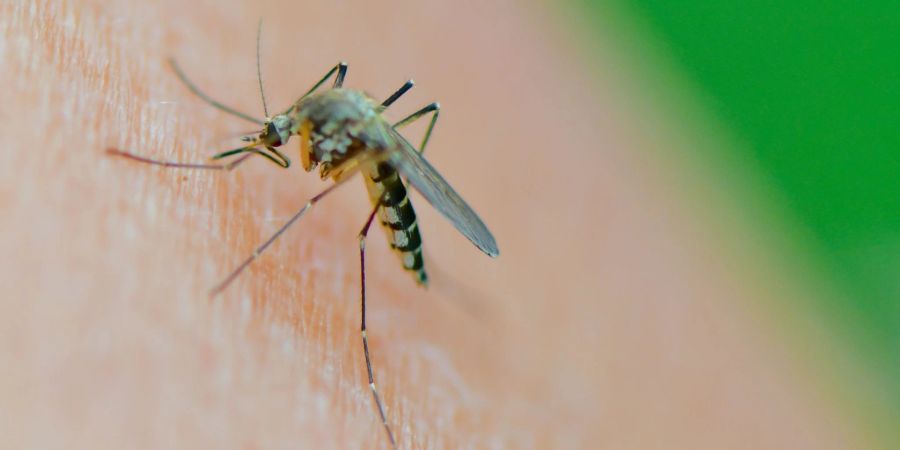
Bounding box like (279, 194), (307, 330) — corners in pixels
(0, 0), (864, 449)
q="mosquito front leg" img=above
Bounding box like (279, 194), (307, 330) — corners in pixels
(264, 146), (292, 168)
(106, 148), (254, 171)
(394, 102), (440, 154)
(108, 142), (291, 171)
(300, 62), (349, 99)
(358, 202), (398, 450)
(333, 62), (348, 88)
(210, 146), (291, 168)
(169, 59), (264, 125)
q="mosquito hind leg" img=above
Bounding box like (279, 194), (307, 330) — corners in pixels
(393, 102), (440, 154)
(358, 203), (398, 450)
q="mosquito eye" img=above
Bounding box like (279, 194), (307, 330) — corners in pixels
(265, 122), (282, 145)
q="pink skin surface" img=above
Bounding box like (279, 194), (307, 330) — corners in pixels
(0, 0), (860, 449)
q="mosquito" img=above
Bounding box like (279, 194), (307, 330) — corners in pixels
(107, 25), (499, 449)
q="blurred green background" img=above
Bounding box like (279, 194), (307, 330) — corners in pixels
(579, 0), (898, 441)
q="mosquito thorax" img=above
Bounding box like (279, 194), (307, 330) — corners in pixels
(292, 89), (390, 177)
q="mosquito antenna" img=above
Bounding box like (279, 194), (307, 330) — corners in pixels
(256, 17), (270, 118)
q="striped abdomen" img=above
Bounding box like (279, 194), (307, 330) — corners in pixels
(364, 162), (427, 286)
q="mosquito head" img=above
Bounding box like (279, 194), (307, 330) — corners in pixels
(259, 113), (294, 147)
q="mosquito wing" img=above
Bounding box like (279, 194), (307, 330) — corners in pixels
(386, 128), (499, 257)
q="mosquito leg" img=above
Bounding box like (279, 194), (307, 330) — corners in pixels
(208, 181), (345, 297)
(381, 80), (414, 108)
(210, 146), (291, 168)
(265, 146), (292, 168)
(168, 58), (264, 125)
(393, 102), (440, 154)
(299, 62), (349, 99)
(358, 202), (398, 450)
(333, 62), (348, 88)
(106, 148), (253, 171)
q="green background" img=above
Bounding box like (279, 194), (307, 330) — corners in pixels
(579, 0), (899, 437)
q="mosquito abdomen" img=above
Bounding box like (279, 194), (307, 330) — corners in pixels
(364, 162), (427, 286)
